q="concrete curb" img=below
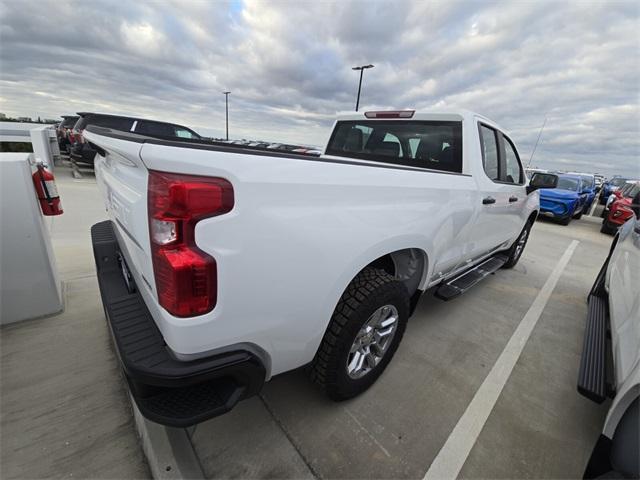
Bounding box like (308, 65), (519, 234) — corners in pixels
(130, 395), (205, 480)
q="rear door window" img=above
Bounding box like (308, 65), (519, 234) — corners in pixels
(326, 120), (463, 173)
(479, 125), (499, 181)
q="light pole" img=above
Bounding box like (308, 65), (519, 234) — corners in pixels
(223, 91), (231, 140)
(352, 64), (374, 112)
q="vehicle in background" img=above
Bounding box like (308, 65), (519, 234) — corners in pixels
(569, 172), (597, 212)
(86, 109), (558, 427)
(594, 174), (605, 190)
(601, 181), (640, 234)
(578, 190), (639, 479)
(292, 147), (323, 156)
(56, 115), (79, 153)
(599, 176), (630, 204)
(539, 174), (587, 225)
(70, 112), (201, 165)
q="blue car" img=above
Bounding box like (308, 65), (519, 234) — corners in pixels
(599, 176), (630, 205)
(574, 173), (597, 211)
(539, 174), (587, 225)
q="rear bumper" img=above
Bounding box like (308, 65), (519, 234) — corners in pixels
(91, 220), (265, 427)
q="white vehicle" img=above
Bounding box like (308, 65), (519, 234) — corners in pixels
(87, 109), (557, 426)
(578, 191), (640, 478)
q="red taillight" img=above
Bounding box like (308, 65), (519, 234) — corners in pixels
(364, 110), (415, 119)
(148, 171), (234, 317)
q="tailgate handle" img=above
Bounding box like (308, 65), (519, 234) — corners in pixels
(482, 196), (496, 205)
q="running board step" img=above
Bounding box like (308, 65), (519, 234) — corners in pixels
(435, 254), (508, 301)
(577, 294), (613, 403)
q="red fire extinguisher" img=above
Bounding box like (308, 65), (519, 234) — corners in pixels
(32, 163), (63, 216)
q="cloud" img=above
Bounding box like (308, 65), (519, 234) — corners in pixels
(0, 0), (638, 176)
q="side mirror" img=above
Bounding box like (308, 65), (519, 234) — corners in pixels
(527, 172), (558, 195)
(632, 191), (640, 220)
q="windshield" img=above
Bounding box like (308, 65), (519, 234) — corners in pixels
(610, 177), (628, 187)
(326, 120), (463, 173)
(60, 117), (78, 128)
(557, 177), (580, 191)
(623, 183), (640, 198)
(580, 175), (594, 188)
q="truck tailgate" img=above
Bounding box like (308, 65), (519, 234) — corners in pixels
(87, 131), (155, 295)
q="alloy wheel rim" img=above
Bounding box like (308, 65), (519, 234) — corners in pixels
(346, 304), (399, 379)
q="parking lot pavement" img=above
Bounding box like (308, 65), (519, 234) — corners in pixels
(1, 167), (615, 479)
(192, 216), (612, 479)
(0, 166), (149, 479)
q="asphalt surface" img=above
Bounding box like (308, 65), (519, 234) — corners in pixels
(191, 209), (613, 479)
(1, 165), (614, 479)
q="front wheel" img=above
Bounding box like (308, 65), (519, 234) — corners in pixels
(503, 221), (531, 269)
(309, 268), (410, 401)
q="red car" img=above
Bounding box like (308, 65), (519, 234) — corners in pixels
(601, 181), (640, 234)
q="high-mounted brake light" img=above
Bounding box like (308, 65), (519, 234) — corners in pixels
(364, 110), (415, 119)
(148, 171), (234, 317)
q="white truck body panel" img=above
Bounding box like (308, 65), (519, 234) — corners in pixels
(603, 216), (640, 437)
(86, 110), (537, 378)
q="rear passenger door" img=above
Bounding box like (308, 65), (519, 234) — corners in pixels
(465, 124), (526, 263)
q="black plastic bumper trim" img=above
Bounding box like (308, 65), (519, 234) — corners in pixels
(91, 220), (265, 427)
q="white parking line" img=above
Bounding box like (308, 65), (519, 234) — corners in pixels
(424, 240), (580, 480)
(589, 199), (599, 216)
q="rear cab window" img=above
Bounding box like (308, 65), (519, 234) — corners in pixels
(325, 120), (463, 173)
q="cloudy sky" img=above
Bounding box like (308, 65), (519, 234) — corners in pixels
(1, 0), (638, 176)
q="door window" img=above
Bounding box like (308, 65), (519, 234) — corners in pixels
(503, 136), (523, 184)
(479, 125), (499, 181)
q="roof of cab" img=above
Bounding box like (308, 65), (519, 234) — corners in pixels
(334, 109), (500, 128)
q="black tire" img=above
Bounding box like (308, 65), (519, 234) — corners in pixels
(573, 206), (583, 219)
(309, 268), (410, 401)
(503, 221), (532, 269)
(600, 221), (616, 235)
(559, 215), (571, 225)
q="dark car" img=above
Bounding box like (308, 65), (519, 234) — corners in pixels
(56, 115), (79, 153)
(69, 112), (201, 165)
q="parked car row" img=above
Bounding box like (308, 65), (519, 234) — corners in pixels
(55, 113), (323, 167)
(601, 180), (640, 234)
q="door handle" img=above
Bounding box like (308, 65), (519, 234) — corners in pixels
(482, 196), (496, 205)
(509, 196), (518, 203)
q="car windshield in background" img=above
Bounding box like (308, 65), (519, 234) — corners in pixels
(623, 183), (640, 198)
(557, 177), (580, 191)
(610, 177), (628, 187)
(326, 120), (463, 173)
(60, 117), (78, 128)
(581, 176), (594, 188)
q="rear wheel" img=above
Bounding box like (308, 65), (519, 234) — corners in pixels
(309, 268), (409, 400)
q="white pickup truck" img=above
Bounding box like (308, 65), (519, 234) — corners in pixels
(88, 109), (557, 427)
